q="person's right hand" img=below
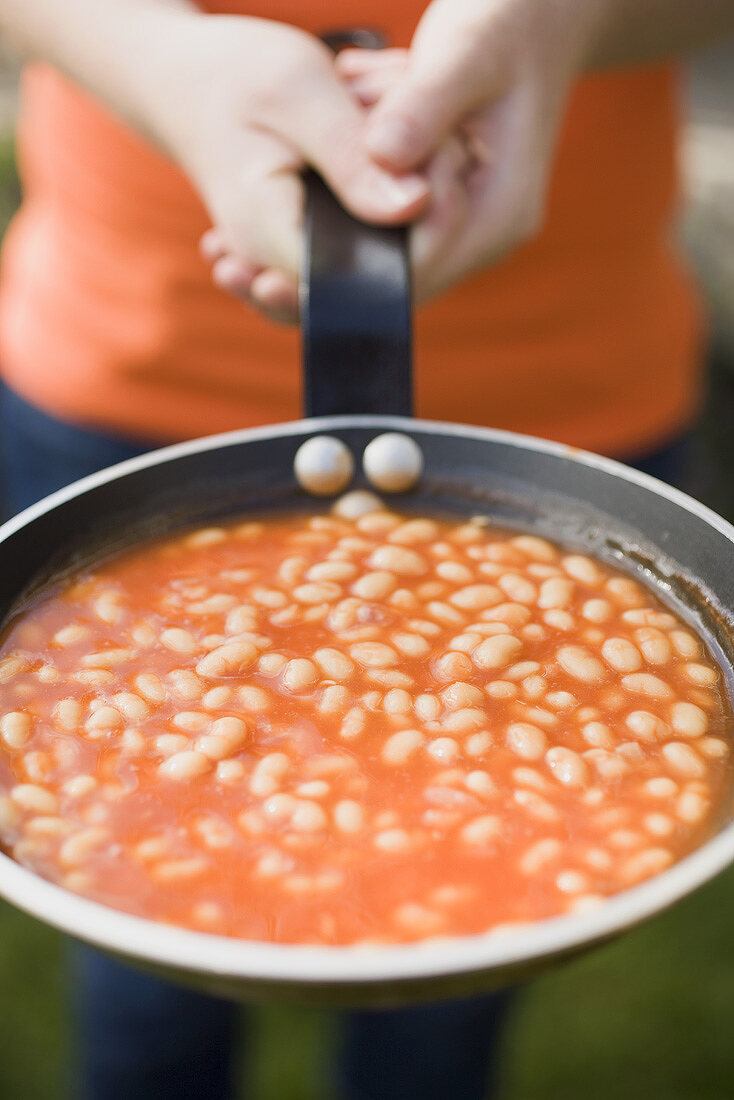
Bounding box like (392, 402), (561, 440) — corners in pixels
(146, 14), (429, 320)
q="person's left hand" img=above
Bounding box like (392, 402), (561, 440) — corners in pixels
(338, 0), (608, 301)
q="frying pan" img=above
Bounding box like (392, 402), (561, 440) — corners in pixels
(0, 169), (733, 1008)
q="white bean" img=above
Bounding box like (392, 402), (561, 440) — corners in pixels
(0, 711), (31, 748)
(670, 701), (708, 738)
(557, 646), (605, 684)
(196, 641), (257, 678)
(461, 814), (501, 846)
(473, 634), (522, 670)
(283, 658), (318, 691)
(506, 722), (547, 761)
(159, 751), (212, 780)
(662, 741), (706, 778)
(545, 746), (588, 787)
(622, 673), (673, 700)
(601, 638), (643, 673)
(382, 729), (424, 765)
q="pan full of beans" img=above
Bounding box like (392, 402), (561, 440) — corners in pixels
(0, 416), (733, 1004)
(0, 180), (733, 1005)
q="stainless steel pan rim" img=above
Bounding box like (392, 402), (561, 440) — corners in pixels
(1, 412), (733, 992)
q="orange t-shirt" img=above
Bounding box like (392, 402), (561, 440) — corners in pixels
(0, 1), (703, 454)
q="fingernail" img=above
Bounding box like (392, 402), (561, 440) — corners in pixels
(367, 116), (417, 161)
(373, 172), (429, 211)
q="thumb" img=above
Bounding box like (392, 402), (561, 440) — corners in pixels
(365, 61), (483, 172)
(363, 2), (500, 171)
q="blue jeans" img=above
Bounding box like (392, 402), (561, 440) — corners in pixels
(0, 385), (689, 1100)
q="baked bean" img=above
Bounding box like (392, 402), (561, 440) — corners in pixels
(159, 751), (211, 781)
(602, 638), (643, 674)
(426, 738), (460, 763)
(682, 662), (718, 687)
(511, 536), (558, 562)
(316, 685), (349, 716)
(677, 790), (709, 823)
(340, 707), (367, 740)
(545, 691), (577, 710)
(53, 624), (90, 646)
(662, 742), (706, 779)
(59, 827), (108, 867)
(625, 710), (668, 741)
(160, 629), (198, 656)
(431, 652), (472, 682)
(134, 672), (165, 703)
(236, 686), (269, 712)
(85, 707), (122, 735)
(622, 673), (673, 700)
(374, 828), (412, 852)
(216, 760), (245, 783)
(465, 771), (495, 798)
(581, 722), (615, 749)
(606, 578), (645, 607)
(557, 646), (605, 684)
(382, 729), (424, 765)
(390, 632), (431, 659)
(414, 694), (441, 722)
(112, 692), (150, 723)
(350, 643), (398, 669)
(258, 653), (287, 677)
(582, 599), (613, 623)
(250, 754), (290, 797)
(449, 585), (502, 612)
(283, 658), (318, 691)
(11, 784), (58, 814)
(312, 648), (354, 682)
(443, 708), (486, 733)
(621, 847), (673, 883)
(538, 578), (575, 610)
(670, 630), (702, 659)
(441, 682), (484, 710)
(0, 711), (32, 749)
(368, 546), (427, 576)
(545, 747), (588, 787)
(383, 689), (413, 715)
(472, 634), (522, 670)
(670, 701), (708, 738)
(461, 815), (501, 846)
(506, 722), (547, 761)
(436, 562), (474, 584)
(196, 641), (258, 679)
(635, 628), (672, 665)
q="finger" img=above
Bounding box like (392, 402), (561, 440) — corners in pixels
(261, 43), (430, 224)
(335, 47), (409, 77)
(342, 66), (408, 108)
(410, 135), (471, 299)
(203, 128), (305, 275)
(250, 268), (299, 323)
(211, 253), (261, 296)
(364, 5), (503, 170)
(199, 227), (229, 262)
(418, 87), (550, 297)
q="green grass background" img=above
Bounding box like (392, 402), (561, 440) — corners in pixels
(0, 137), (733, 1098)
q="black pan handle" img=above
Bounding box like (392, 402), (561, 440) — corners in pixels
(301, 175), (413, 419)
(300, 33), (413, 419)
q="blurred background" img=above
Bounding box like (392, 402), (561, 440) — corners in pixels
(0, 42), (732, 1100)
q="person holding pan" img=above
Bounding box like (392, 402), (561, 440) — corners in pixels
(0, 1), (733, 1098)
